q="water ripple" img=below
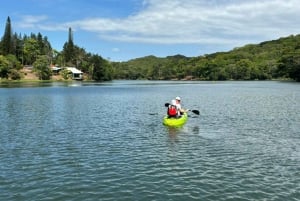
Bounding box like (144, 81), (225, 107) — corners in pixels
(1, 81), (300, 200)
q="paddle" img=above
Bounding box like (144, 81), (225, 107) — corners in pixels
(164, 103), (200, 115)
(190, 109), (200, 115)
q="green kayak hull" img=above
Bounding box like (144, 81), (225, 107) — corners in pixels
(163, 112), (188, 127)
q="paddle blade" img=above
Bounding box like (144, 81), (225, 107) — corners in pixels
(191, 110), (200, 115)
(165, 103), (170, 107)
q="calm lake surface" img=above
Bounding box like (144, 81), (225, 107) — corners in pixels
(0, 80), (299, 201)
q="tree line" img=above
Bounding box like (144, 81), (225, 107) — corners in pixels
(0, 17), (113, 81)
(1, 16), (300, 82)
(112, 36), (300, 82)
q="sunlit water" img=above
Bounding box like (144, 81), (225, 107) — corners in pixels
(0, 81), (299, 201)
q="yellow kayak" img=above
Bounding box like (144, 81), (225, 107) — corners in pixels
(163, 112), (188, 127)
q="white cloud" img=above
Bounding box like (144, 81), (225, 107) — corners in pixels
(17, 15), (48, 28)
(16, 15), (69, 31)
(21, 0), (300, 46)
(76, 0), (300, 45)
(112, 47), (120, 52)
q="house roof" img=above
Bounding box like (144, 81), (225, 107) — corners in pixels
(51, 67), (61, 71)
(66, 67), (83, 74)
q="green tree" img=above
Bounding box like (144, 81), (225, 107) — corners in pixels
(235, 59), (252, 80)
(33, 55), (52, 80)
(90, 54), (112, 81)
(23, 38), (40, 64)
(53, 51), (65, 67)
(60, 68), (71, 80)
(0, 55), (9, 78)
(6, 54), (22, 70)
(36, 33), (52, 62)
(62, 27), (75, 65)
(278, 55), (300, 81)
(14, 33), (24, 64)
(0, 16), (14, 55)
(0, 54), (21, 79)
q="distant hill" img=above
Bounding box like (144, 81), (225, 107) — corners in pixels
(112, 35), (300, 81)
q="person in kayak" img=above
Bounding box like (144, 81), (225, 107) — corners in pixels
(167, 99), (178, 118)
(174, 96), (188, 116)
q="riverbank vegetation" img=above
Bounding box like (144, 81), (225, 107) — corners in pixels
(1, 16), (300, 82)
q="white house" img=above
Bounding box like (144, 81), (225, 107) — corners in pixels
(66, 67), (83, 80)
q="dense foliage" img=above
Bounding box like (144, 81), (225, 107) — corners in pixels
(33, 55), (52, 80)
(112, 36), (300, 81)
(0, 17), (113, 81)
(1, 16), (300, 81)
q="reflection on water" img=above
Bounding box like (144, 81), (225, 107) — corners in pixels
(167, 126), (200, 149)
(167, 127), (182, 142)
(191, 125), (200, 134)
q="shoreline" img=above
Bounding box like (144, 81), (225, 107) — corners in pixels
(0, 78), (297, 84)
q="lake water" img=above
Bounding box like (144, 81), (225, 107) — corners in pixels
(0, 80), (299, 201)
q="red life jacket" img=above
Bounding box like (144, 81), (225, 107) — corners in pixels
(168, 105), (177, 117)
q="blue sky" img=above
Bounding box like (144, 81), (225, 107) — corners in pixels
(1, 0), (300, 61)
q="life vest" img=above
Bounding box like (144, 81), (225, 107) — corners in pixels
(168, 105), (178, 117)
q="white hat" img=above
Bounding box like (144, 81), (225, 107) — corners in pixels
(175, 96), (181, 100)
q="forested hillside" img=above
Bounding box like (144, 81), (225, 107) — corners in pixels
(1, 16), (300, 82)
(112, 35), (300, 81)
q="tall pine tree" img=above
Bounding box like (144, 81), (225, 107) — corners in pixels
(0, 16), (15, 55)
(62, 27), (75, 64)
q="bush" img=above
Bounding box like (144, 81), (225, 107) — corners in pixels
(60, 68), (71, 80)
(9, 69), (22, 80)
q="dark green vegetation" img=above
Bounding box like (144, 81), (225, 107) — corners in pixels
(112, 37), (300, 82)
(1, 16), (300, 81)
(0, 17), (112, 81)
